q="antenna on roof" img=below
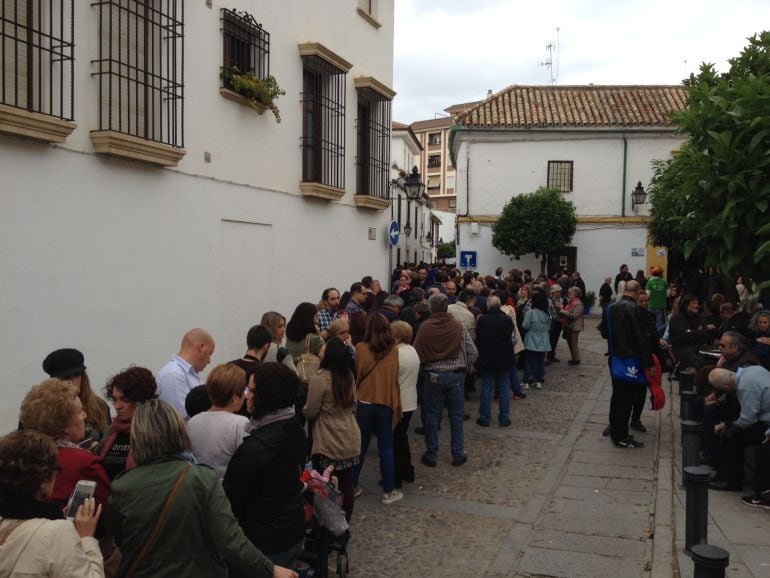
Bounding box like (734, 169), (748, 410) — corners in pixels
(538, 27), (560, 85)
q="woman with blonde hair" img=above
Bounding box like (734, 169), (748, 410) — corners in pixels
(352, 314), (402, 505)
(20, 379), (111, 510)
(107, 399), (296, 578)
(43, 348), (111, 443)
(260, 311), (298, 372)
(0, 430), (104, 577)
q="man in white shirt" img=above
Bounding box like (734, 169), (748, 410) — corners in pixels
(157, 328), (215, 418)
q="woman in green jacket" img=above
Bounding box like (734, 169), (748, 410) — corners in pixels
(106, 400), (297, 578)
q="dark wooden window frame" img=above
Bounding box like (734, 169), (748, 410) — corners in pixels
(92, 0), (184, 148)
(547, 160), (574, 192)
(0, 0), (74, 119)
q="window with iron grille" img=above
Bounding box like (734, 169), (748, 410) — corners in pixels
(221, 8), (269, 87)
(547, 160), (573, 192)
(301, 55), (346, 190)
(355, 86), (391, 200)
(1, 0), (74, 120)
(428, 154), (441, 168)
(92, 0), (184, 148)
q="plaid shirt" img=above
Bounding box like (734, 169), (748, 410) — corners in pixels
(423, 328), (478, 373)
(316, 308), (340, 333)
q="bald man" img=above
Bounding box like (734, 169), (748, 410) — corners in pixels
(707, 366), (770, 491)
(157, 328), (216, 418)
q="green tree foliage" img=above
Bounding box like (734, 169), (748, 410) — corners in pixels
(492, 187), (577, 274)
(648, 31), (770, 287)
(437, 239), (456, 260)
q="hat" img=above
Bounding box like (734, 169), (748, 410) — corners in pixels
(42, 348), (86, 379)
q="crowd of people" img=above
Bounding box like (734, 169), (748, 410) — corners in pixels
(2, 261), (769, 577)
(601, 263), (770, 512)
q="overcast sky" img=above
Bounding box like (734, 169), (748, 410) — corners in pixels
(393, 0), (770, 124)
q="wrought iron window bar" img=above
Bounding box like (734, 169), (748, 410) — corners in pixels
(355, 86), (391, 200)
(220, 8), (269, 87)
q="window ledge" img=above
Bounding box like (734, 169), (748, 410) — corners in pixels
(0, 104), (76, 143)
(354, 194), (389, 211)
(300, 181), (345, 201)
(90, 131), (186, 167)
(356, 7), (382, 29)
(219, 87), (252, 108)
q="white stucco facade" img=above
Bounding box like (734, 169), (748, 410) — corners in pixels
(0, 0), (395, 432)
(453, 129), (685, 298)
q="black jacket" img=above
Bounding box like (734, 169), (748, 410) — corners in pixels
(607, 297), (654, 368)
(223, 417), (306, 557)
(475, 309), (516, 372)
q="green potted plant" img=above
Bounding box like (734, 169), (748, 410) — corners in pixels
(221, 67), (285, 122)
(583, 290), (597, 315)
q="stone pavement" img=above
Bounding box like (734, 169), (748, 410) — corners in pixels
(332, 324), (770, 577)
(342, 323), (673, 577)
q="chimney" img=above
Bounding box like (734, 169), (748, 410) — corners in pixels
(487, 89), (493, 97)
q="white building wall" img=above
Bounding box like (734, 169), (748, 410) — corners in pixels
(454, 130), (684, 302)
(0, 0), (395, 432)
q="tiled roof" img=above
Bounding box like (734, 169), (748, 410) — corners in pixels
(454, 85), (687, 128)
(410, 117), (452, 131)
(392, 121), (410, 130)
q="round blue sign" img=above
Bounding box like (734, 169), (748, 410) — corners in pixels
(388, 220), (400, 247)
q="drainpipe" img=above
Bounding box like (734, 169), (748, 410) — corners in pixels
(621, 135), (628, 218)
(620, 133), (628, 217)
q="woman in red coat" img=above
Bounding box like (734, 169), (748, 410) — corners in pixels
(19, 379), (111, 510)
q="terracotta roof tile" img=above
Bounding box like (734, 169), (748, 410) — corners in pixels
(455, 85), (687, 128)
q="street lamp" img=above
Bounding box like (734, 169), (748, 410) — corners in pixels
(631, 181), (647, 210)
(389, 166), (425, 264)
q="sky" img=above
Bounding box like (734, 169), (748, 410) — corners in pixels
(392, 0), (770, 124)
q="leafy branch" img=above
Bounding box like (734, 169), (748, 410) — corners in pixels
(222, 67), (286, 123)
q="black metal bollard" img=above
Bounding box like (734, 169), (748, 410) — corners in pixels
(679, 369), (694, 394)
(684, 466), (712, 554)
(691, 544), (729, 578)
(680, 390), (699, 421)
(681, 421), (703, 481)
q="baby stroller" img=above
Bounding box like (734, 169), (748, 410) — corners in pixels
(298, 464), (350, 578)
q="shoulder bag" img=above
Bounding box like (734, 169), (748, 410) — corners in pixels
(125, 463), (191, 578)
(607, 305), (647, 385)
(297, 334), (321, 383)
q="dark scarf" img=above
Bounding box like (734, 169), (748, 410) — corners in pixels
(413, 311), (463, 363)
(0, 499), (64, 520)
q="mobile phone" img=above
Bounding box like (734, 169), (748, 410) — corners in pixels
(77, 437), (93, 449)
(65, 480), (97, 520)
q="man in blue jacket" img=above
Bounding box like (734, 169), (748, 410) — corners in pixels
(708, 366), (770, 491)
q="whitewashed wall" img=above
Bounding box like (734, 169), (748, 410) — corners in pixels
(0, 0), (395, 432)
(453, 130), (684, 306)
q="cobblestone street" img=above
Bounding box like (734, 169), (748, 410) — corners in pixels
(344, 320), (662, 577)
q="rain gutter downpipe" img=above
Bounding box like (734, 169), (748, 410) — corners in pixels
(621, 134), (628, 218)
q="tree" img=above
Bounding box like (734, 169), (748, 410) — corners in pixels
(648, 31), (770, 288)
(492, 187), (577, 274)
(437, 239), (455, 261)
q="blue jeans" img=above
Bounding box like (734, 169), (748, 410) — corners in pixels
(509, 357), (523, 395)
(478, 370), (511, 425)
(423, 370), (465, 461)
(652, 308), (667, 336)
(352, 402), (395, 492)
(524, 351), (546, 383)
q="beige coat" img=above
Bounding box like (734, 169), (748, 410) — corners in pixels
(448, 302), (477, 340)
(0, 517), (104, 578)
(303, 370), (361, 461)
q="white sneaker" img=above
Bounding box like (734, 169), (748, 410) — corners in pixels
(523, 382), (530, 390)
(354, 487), (363, 498)
(382, 490), (404, 505)
(533, 382), (542, 389)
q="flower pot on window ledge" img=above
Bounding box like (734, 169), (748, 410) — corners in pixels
(220, 67), (285, 122)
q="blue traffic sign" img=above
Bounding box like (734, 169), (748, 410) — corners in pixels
(388, 220), (400, 247)
(460, 250), (477, 269)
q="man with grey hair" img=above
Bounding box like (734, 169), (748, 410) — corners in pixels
(448, 289), (477, 340)
(707, 366), (770, 491)
(370, 294), (403, 323)
(413, 293), (478, 466)
(475, 295), (515, 427)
